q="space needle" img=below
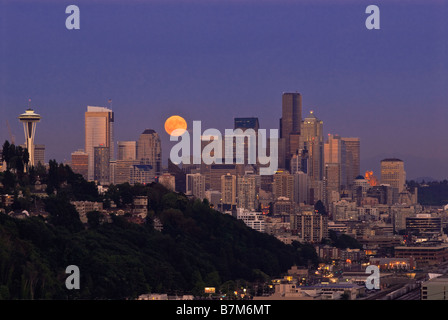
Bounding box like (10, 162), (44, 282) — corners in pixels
(18, 108), (41, 167)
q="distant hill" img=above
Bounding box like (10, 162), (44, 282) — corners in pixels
(409, 180), (448, 206)
(361, 153), (448, 181)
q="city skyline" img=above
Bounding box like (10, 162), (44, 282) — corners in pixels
(1, 0), (447, 180)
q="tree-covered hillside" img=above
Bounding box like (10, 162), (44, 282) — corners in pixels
(0, 184), (317, 300)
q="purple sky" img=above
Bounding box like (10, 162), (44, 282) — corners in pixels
(1, 0), (447, 179)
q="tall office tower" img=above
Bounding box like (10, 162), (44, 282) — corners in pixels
(273, 170), (294, 201)
(117, 141), (136, 160)
(342, 137), (360, 188)
(71, 149), (89, 180)
(324, 163), (340, 206)
(280, 92), (302, 171)
(221, 173), (237, 206)
(85, 106), (114, 181)
(293, 171), (309, 205)
(233, 117), (260, 170)
(93, 145), (110, 185)
(186, 173), (206, 200)
(137, 129), (162, 177)
(18, 108), (41, 167)
(237, 174), (258, 211)
(380, 158), (406, 193)
(324, 134), (347, 189)
(300, 110), (324, 182)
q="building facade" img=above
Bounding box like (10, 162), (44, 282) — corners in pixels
(71, 149), (89, 180)
(137, 129), (162, 177)
(85, 106), (114, 181)
(380, 158), (406, 193)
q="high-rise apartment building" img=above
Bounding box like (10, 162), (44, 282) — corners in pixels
(380, 158), (406, 193)
(71, 149), (89, 180)
(273, 170), (294, 201)
(137, 129), (162, 177)
(85, 106), (114, 181)
(221, 173), (237, 206)
(93, 145), (110, 185)
(237, 174), (258, 211)
(186, 173), (206, 200)
(117, 141), (136, 160)
(280, 92), (302, 171)
(290, 206), (329, 243)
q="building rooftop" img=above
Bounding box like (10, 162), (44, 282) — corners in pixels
(142, 129), (156, 135)
(381, 158), (403, 162)
(87, 106), (112, 113)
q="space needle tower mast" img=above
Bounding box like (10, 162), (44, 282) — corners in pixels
(18, 108), (41, 167)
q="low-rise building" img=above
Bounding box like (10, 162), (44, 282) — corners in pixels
(421, 275), (448, 300)
(394, 243), (448, 267)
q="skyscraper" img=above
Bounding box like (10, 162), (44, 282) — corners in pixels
(380, 158), (406, 193)
(324, 134), (347, 188)
(280, 92), (302, 171)
(342, 137), (360, 187)
(324, 134), (346, 206)
(300, 110), (324, 182)
(18, 108), (41, 167)
(85, 106), (114, 181)
(137, 129), (162, 177)
(94, 145), (110, 185)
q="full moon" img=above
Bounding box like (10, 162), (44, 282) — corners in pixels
(164, 115), (187, 136)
